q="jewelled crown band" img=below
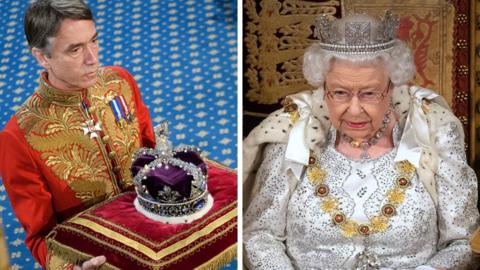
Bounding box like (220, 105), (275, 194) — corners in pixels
(131, 122), (213, 224)
(314, 10), (400, 54)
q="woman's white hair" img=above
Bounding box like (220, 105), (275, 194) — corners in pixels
(303, 40), (416, 87)
(303, 14), (415, 87)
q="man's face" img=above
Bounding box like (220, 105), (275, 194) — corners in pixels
(33, 19), (99, 91)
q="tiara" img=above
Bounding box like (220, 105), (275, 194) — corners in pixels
(314, 10), (400, 54)
(131, 122), (213, 224)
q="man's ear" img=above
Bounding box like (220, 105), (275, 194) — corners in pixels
(31, 48), (51, 69)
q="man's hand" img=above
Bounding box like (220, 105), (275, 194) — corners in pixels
(73, 255), (106, 270)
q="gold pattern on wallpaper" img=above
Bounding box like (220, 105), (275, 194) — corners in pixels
(244, 0), (341, 105)
(342, 0), (455, 105)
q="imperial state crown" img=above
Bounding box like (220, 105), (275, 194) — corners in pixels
(131, 122), (213, 224)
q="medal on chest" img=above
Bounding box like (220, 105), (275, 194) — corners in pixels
(80, 101), (103, 139)
(81, 119), (102, 139)
(108, 95), (133, 127)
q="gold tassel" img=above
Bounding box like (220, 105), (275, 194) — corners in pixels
(194, 244), (237, 270)
(48, 239), (237, 270)
(47, 240), (119, 270)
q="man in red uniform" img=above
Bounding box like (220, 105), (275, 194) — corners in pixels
(0, 0), (155, 269)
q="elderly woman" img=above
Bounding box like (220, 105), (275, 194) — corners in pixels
(243, 12), (479, 270)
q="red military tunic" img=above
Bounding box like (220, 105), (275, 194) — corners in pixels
(0, 66), (155, 268)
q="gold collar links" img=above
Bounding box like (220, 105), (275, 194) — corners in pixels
(307, 152), (415, 238)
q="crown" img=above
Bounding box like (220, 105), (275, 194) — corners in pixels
(314, 10), (400, 54)
(131, 122), (213, 224)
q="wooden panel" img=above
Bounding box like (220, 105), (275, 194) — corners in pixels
(243, 0), (342, 135)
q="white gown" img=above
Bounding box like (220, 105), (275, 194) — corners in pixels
(244, 122), (478, 270)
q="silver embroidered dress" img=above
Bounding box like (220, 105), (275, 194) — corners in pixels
(244, 123), (478, 269)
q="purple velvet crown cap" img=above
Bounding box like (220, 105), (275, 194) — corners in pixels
(131, 148), (207, 202)
(131, 122), (212, 222)
(131, 155), (155, 177)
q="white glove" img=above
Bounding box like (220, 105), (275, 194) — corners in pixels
(73, 255), (106, 270)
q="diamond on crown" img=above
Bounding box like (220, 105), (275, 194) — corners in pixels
(314, 10), (400, 54)
(131, 121), (211, 223)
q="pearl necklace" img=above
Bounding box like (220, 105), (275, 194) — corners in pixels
(306, 153), (415, 238)
(340, 111), (391, 160)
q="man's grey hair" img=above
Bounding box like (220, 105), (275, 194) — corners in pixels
(24, 0), (94, 56)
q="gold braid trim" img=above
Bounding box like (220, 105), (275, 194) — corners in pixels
(63, 208), (236, 261)
(15, 68), (141, 204)
(46, 240), (120, 270)
(82, 200), (237, 247)
(91, 69), (141, 187)
(26, 130), (96, 153)
(159, 222), (237, 267)
(48, 241), (237, 270)
(194, 243), (237, 270)
(47, 221), (237, 268)
(46, 197), (237, 268)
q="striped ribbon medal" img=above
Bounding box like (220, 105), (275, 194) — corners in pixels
(109, 95), (132, 127)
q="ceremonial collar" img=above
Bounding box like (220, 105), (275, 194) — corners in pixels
(282, 86), (449, 180)
(36, 71), (86, 105)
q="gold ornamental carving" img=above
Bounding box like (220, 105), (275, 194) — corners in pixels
(244, 0), (341, 105)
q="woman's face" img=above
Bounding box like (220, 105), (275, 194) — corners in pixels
(324, 59), (392, 142)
